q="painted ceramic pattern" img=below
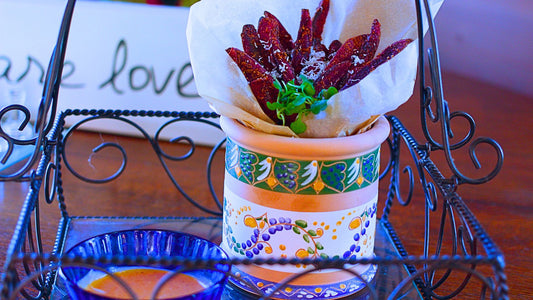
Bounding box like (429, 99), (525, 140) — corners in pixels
(222, 194), (377, 270)
(225, 138), (380, 195)
(222, 192), (379, 299)
(230, 264), (377, 299)
(221, 117), (388, 299)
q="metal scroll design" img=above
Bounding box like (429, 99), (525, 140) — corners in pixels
(381, 116), (507, 299)
(4, 253), (503, 300)
(0, 0), (77, 182)
(375, 0), (506, 298)
(414, 0), (503, 186)
(55, 109), (225, 217)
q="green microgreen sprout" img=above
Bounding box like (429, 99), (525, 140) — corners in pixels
(267, 75), (338, 135)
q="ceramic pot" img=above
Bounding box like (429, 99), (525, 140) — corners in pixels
(220, 116), (390, 299)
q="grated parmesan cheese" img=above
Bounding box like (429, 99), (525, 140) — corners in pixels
(270, 69), (281, 80)
(300, 49), (327, 81)
(260, 39), (272, 50)
(278, 62), (288, 73)
(351, 54), (364, 66)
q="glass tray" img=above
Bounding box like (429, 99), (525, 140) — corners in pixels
(0, 106), (507, 299)
(0, 0), (507, 299)
(49, 217), (419, 299)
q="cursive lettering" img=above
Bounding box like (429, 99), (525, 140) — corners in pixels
(99, 39), (199, 98)
(99, 39), (128, 94)
(2, 38), (199, 98)
(60, 62), (84, 88)
(129, 66), (150, 91)
(152, 67), (174, 95)
(176, 63), (198, 98)
(0, 55), (83, 88)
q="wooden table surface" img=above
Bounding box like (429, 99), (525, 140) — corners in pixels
(0, 70), (531, 299)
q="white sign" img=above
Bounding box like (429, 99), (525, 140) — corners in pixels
(0, 0), (222, 145)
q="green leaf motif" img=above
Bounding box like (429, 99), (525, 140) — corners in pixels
(293, 227), (301, 234)
(320, 253), (329, 259)
(316, 242), (324, 250)
(295, 220), (308, 228)
(307, 247), (315, 254)
(308, 229), (317, 237)
(303, 234), (310, 243)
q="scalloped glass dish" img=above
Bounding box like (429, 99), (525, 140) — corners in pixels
(58, 229), (229, 300)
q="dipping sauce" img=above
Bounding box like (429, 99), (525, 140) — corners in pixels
(83, 267), (205, 299)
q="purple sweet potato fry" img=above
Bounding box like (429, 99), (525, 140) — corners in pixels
(241, 24), (273, 71)
(249, 76), (282, 124)
(292, 9), (312, 75)
(314, 60), (351, 94)
(258, 16), (296, 83)
(226, 47), (270, 83)
(342, 38), (413, 90)
(311, 0), (330, 46)
(264, 11), (294, 53)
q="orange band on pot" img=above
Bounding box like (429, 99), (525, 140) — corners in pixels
(224, 173), (378, 212)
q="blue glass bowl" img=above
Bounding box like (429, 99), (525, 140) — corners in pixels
(59, 229), (229, 300)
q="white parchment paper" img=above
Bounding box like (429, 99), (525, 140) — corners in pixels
(186, 0), (443, 137)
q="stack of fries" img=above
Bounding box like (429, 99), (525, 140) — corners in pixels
(187, 0), (443, 138)
(226, 0), (413, 135)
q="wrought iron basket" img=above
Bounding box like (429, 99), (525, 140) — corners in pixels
(0, 0), (506, 299)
